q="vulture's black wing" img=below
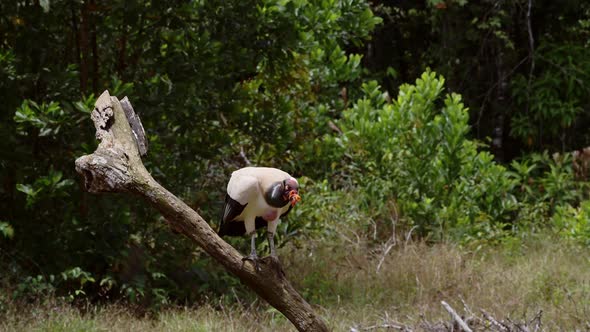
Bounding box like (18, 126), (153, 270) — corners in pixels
(218, 194), (247, 236)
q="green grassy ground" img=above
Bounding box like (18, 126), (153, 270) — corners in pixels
(2, 235), (590, 331)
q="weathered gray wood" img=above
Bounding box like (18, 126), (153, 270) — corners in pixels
(120, 97), (148, 156)
(75, 90), (328, 332)
(441, 301), (472, 332)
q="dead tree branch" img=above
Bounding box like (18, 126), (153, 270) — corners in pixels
(74, 91), (328, 332)
(441, 301), (473, 332)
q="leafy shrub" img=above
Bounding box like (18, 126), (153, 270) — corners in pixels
(0, 222), (14, 239)
(326, 70), (518, 240)
(16, 169), (74, 208)
(508, 152), (587, 233)
(13, 267), (95, 303)
(287, 177), (368, 240)
(511, 43), (590, 150)
(552, 200), (590, 245)
(14, 275), (56, 302)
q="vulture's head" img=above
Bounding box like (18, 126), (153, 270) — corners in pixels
(283, 177), (301, 206)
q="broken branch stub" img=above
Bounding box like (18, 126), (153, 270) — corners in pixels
(75, 91), (140, 193)
(74, 90), (328, 332)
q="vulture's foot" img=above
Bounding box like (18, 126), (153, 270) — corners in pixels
(242, 253), (261, 272)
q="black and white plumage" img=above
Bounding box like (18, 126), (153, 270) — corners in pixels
(218, 167), (300, 269)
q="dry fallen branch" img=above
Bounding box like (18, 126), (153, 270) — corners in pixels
(441, 301), (473, 332)
(354, 302), (545, 332)
(482, 309), (510, 331)
(350, 321), (413, 332)
(75, 91), (328, 332)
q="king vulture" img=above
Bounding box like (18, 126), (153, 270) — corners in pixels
(218, 167), (301, 269)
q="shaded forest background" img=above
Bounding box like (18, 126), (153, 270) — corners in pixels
(2, 0), (590, 311)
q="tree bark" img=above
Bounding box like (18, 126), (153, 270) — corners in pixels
(78, 0), (90, 94)
(75, 91), (328, 332)
(90, 0), (99, 94)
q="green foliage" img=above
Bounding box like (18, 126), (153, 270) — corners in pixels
(14, 275), (57, 301)
(507, 152), (586, 232)
(16, 169), (74, 208)
(511, 43), (590, 150)
(553, 201), (590, 245)
(368, 1), (590, 154)
(291, 177), (366, 239)
(0, 222), (14, 239)
(60, 267), (96, 301)
(12, 267), (95, 303)
(4, 0), (590, 311)
(14, 100), (67, 137)
(0, 0), (381, 307)
(330, 71), (517, 240)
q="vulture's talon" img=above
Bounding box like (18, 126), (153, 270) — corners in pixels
(242, 254), (261, 272)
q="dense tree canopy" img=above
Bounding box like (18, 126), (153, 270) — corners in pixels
(2, 0), (590, 307)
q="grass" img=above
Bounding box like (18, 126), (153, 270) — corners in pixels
(2, 234), (590, 331)
(289, 235), (590, 330)
(0, 302), (288, 331)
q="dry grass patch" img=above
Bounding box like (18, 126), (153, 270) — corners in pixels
(0, 300), (295, 332)
(1, 236), (589, 331)
(283, 234), (590, 330)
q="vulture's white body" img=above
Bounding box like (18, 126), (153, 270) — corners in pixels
(224, 167), (292, 235)
(219, 166), (299, 265)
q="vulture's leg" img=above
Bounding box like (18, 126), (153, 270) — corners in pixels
(241, 219), (260, 271)
(241, 232), (260, 271)
(266, 219), (283, 274)
(267, 232), (276, 258)
(246, 232), (258, 258)
(243, 232), (258, 259)
(267, 219), (279, 259)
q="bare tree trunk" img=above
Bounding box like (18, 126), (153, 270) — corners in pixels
(491, 47), (506, 162)
(78, 0), (90, 94)
(70, 1), (82, 89)
(75, 91), (328, 332)
(90, 0), (98, 94)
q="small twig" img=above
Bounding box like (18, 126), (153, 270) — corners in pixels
(247, 297), (258, 311)
(459, 297), (474, 318)
(481, 309), (509, 332)
(459, 297), (482, 328)
(506, 317), (528, 332)
(361, 323), (409, 331)
(376, 241), (395, 273)
(351, 321), (412, 332)
(441, 301), (473, 332)
(328, 120), (343, 134)
(239, 146), (251, 166)
(376, 214), (398, 273)
(390, 202), (398, 245)
(529, 310), (543, 332)
(475, 55), (529, 134)
(231, 287), (243, 308)
(405, 226), (417, 246)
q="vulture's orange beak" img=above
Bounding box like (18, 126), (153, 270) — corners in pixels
(288, 191), (301, 206)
